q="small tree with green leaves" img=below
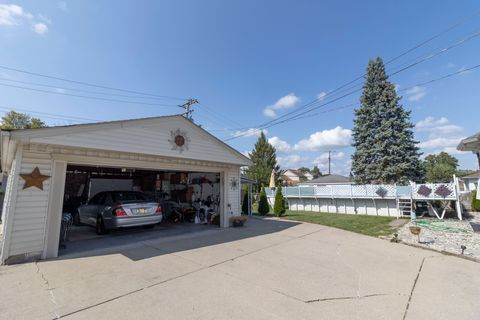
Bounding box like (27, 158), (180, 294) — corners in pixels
(273, 184), (285, 217)
(1, 111), (46, 129)
(258, 187), (270, 216)
(241, 191), (249, 215)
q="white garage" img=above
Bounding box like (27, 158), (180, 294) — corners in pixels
(0, 115), (251, 264)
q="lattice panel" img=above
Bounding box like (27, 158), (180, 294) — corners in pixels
(314, 186), (332, 196)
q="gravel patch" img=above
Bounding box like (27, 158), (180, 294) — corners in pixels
(397, 214), (480, 259)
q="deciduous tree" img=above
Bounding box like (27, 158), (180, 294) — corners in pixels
(0, 111), (46, 129)
(423, 152), (458, 183)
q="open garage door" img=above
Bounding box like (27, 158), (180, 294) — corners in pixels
(59, 164), (222, 256)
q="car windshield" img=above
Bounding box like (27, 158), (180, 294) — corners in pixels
(111, 192), (151, 203)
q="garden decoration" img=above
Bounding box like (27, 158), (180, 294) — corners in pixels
(390, 233), (400, 243)
(229, 215), (247, 227)
(461, 245), (467, 255)
(409, 226), (421, 243)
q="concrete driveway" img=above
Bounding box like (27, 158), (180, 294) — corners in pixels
(1, 217), (479, 320)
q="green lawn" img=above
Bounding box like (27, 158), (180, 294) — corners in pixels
(257, 210), (400, 237)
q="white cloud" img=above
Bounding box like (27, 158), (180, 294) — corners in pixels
(55, 87), (66, 93)
(0, 4), (49, 34)
(415, 116), (463, 138)
(405, 86), (426, 102)
(268, 136), (291, 153)
(32, 22), (47, 34)
(294, 126), (352, 151)
(263, 93), (299, 118)
(277, 154), (303, 168)
(416, 116), (466, 154)
(317, 91), (327, 101)
(0, 4), (27, 25)
(417, 137), (464, 149)
(57, 1), (68, 12)
(232, 128), (267, 138)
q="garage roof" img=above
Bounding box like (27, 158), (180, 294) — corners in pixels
(1, 114), (252, 168)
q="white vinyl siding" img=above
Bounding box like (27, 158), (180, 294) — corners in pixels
(8, 148), (52, 256)
(28, 117), (247, 166)
(226, 169), (241, 215)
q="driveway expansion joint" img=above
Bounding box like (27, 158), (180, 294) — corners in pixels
(402, 257), (426, 320)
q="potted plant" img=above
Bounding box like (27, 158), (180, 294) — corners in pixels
(229, 215), (247, 227)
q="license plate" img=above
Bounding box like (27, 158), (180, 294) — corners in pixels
(136, 208), (148, 214)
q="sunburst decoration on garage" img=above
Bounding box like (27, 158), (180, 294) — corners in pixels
(168, 128), (191, 153)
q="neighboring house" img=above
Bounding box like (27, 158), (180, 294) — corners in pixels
(303, 171), (314, 181)
(281, 169), (313, 186)
(458, 131), (480, 169)
(458, 132), (480, 201)
(299, 174), (352, 186)
(461, 172), (479, 192)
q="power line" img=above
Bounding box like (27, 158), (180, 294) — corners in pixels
(0, 105), (103, 123)
(273, 63), (480, 129)
(226, 28), (480, 140)
(0, 65), (186, 100)
(223, 62), (480, 141)
(230, 13), (480, 134)
(286, 28), (480, 116)
(0, 82), (180, 107)
(0, 77), (180, 101)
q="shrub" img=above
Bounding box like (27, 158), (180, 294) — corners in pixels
(241, 191), (249, 215)
(273, 184), (285, 217)
(472, 191), (480, 212)
(258, 187), (270, 216)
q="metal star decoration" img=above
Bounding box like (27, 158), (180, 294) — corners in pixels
(20, 167), (50, 190)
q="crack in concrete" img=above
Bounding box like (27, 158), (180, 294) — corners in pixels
(35, 261), (60, 319)
(305, 293), (391, 303)
(57, 227), (328, 319)
(402, 257), (425, 320)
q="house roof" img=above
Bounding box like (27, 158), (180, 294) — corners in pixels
(284, 169), (302, 176)
(1, 114), (252, 170)
(458, 132), (480, 152)
(300, 174), (352, 185)
(462, 171), (480, 179)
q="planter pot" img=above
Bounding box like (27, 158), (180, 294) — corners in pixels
(232, 220), (244, 227)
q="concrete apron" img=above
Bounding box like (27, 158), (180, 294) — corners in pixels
(0, 218), (479, 320)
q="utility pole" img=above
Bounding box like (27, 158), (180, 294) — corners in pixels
(328, 151), (331, 175)
(179, 98), (199, 121)
(327, 150), (336, 175)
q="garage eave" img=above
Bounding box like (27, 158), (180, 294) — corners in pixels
(6, 115), (252, 167)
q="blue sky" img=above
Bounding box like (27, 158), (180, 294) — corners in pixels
(0, 1), (479, 175)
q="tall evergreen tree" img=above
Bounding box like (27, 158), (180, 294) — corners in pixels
(351, 57), (424, 184)
(246, 132), (279, 191)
